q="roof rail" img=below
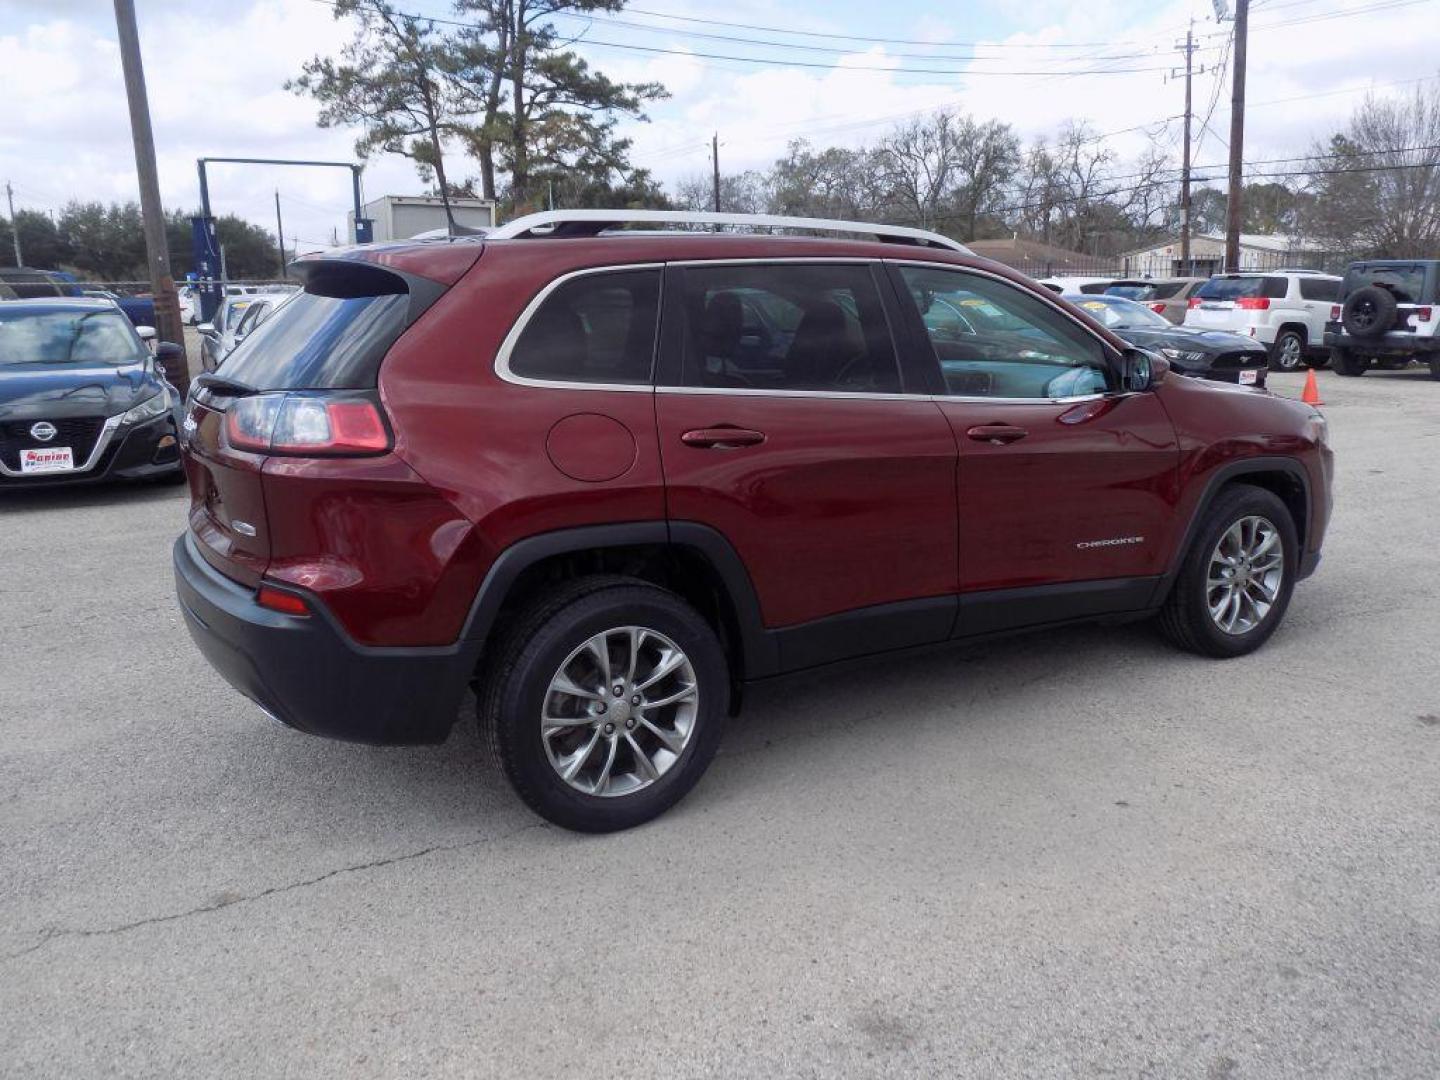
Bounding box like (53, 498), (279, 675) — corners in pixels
(487, 209), (971, 254)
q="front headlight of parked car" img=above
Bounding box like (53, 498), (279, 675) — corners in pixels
(1305, 411), (1329, 447)
(1160, 347), (1207, 363)
(120, 388), (170, 425)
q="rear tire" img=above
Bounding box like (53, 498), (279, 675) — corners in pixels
(1331, 348), (1369, 377)
(1269, 329), (1306, 372)
(1157, 485), (1298, 659)
(479, 576), (728, 832)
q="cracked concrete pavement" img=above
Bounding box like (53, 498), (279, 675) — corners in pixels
(1, 368), (1438, 1077)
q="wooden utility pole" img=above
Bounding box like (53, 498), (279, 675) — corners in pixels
(1224, 0), (1249, 273)
(712, 133), (721, 213)
(1177, 26), (1197, 275)
(113, 0), (189, 396)
(274, 190), (286, 277)
(5, 182), (23, 267)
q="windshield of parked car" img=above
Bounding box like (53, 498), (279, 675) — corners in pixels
(1068, 295), (1172, 330)
(1344, 264), (1427, 304)
(0, 307), (148, 366)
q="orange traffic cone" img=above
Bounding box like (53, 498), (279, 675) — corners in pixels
(1301, 368), (1324, 406)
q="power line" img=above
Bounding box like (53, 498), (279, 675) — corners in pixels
(567, 37), (1177, 75)
(546, 10), (1185, 64)
(307, 2), (1180, 76)
(615, 5), (1191, 49)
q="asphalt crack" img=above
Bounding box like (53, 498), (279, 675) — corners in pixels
(1, 821), (548, 965)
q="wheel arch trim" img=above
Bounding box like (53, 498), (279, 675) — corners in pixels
(1152, 455), (1313, 605)
(457, 521), (778, 679)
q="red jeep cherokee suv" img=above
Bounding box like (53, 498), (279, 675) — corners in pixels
(174, 210), (1333, 831)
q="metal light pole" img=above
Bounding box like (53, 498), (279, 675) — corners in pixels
(113, 0), (189, 397)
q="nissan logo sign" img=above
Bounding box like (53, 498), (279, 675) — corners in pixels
(29, 421), (57, 442)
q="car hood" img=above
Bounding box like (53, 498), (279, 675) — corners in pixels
(0, 361), (162, 421)
(1111, 325), (1265, 355)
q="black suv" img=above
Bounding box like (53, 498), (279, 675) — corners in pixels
(1325, 260), (1440, 378)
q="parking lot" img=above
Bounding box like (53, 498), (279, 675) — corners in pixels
(1, 368), (1436, 1077)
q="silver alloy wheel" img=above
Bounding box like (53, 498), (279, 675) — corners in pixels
(1276, 333), (1303, 369)
(1207, 515), (1284, 635)
(541, 626), (699, 798)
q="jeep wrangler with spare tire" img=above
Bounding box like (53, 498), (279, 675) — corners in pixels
(1325, 259), (1440, 378)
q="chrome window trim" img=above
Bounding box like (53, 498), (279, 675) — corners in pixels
(0, 413), (123, 478)
(493, 262), (664, 393)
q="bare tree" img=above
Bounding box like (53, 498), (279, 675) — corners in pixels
(674, 170), (770, 215)
(1301, 83), (1440, 256)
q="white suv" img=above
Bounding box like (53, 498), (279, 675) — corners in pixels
(1183, 271), (1341, 372)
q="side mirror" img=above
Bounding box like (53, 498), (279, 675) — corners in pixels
(136, 325), (157, 340)
(1122, 348), (1168, 392)
(197, 322), (217, 339)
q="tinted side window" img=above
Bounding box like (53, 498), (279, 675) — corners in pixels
(898, 266), (1111, 399)
(509, 269), (660, 385)
(1299, 278), (1339, 301)
(677, 263), (899, 393)
(1263, 277), (1288, 299)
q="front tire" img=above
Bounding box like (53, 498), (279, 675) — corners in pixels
(1269, 329), (1306, 372)
(1331, 348), (1369, 377)
(1157, 485), (1298, 659)
(479, 577), (728, 832)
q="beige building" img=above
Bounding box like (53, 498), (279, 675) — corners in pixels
(1118, 232), (1325, 278)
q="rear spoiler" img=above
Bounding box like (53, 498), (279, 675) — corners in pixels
(292, 239), (483, 287)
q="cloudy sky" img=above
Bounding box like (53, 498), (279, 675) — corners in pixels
(1, 0), (1436, 254)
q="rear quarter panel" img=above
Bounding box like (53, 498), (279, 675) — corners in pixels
(377, 244), (670, 611)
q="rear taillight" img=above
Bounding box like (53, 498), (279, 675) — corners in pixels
(1150, 302), (1167, 314)
(1330, 304), (1341, 320)
(1188, 298), (1202, 309)
(1236, 297), (1270, 310)
(224, 393), (391, 456)
(1417, 306), (1434, 322)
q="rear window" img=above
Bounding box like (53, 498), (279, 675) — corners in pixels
(1343, 264), (1427, 304)
(1299, 277), (1340, 301)
(217, 265), (410, 389)
(1145, 281), (1186, 300)
(1195, 276), (1287, 301)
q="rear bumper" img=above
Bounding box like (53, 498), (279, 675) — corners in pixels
(173, 533), (470, 745)
(1324, 325), (1440, 356)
